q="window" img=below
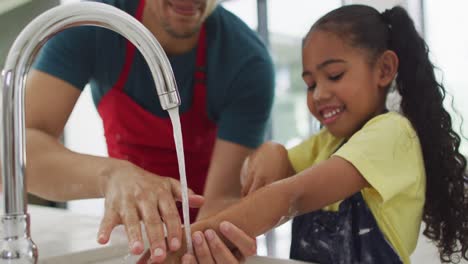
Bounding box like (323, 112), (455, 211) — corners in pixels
(424, 0), (468, 155)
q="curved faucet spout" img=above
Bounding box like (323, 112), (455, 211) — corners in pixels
(1, 2), (181, 263)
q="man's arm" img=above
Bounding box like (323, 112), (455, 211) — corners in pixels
(23, 70), (201, 261)
(25, 70), (112, 200)
(196, 139), (253, 220)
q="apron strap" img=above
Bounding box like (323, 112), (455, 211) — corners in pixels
(194, 26), (207, 83)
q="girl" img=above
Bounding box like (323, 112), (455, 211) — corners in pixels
(177, 4), (468, 264)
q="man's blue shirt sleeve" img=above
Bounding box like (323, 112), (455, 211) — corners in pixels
(33, 26), (95, 90)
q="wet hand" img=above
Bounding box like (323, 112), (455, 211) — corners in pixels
(241, 142), (292, 196)
(182, 221), (257, 264)
(96, 160), (204, 263)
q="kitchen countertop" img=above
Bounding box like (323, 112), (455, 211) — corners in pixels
(3, 205), (307, 264)
(1, 204), (452, 264)
(21, 205), (129, 263)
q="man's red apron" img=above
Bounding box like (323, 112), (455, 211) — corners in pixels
(97, 0), (217, 222)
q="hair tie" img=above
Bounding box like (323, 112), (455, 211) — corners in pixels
(381, 9), (393, 29)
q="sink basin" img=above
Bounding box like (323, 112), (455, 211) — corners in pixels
(95, 255), (308, 264)
(7, 204), (451, 264)
(8, 205), (309, 263)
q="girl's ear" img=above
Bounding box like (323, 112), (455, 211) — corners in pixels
(376, 50), (399, 89)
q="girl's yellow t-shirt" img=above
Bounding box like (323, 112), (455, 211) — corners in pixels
(288, 112), (426, 264)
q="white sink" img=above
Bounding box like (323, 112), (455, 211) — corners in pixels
(8, 205), (309, 264)
(16, 205), (464, 264)
(95, 255), (308, 264)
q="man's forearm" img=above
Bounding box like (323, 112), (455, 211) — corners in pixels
(25, 128), (114, 201)
(196, 196), (239, 220)
(197, 139), (252, 219)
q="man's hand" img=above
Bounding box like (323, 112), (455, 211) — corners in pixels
(96, 160), (204, 263)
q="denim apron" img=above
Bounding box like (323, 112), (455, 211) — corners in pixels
(290, 190), (403, 264)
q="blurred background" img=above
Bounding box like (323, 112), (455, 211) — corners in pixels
(1, 0), (467, 262)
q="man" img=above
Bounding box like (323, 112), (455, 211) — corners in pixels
(25, 0), (274, 262)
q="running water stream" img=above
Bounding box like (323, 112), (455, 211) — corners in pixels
(168, 108), (193, 254)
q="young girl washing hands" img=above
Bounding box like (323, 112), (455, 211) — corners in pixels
(153, 4), (468, 263)
(237, 4), (468, 263)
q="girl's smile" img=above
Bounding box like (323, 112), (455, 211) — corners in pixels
(318, 105), (345, 125)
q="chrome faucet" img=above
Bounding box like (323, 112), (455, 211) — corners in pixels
(0, 2), (180, 262)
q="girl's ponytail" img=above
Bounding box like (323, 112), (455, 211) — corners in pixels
(384, 7), (468, 262)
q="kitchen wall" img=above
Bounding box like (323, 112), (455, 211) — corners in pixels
(0, 0), (60, 65)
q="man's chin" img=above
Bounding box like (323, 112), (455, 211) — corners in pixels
(164, 24), (201, 39)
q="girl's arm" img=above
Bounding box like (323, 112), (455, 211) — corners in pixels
(192, 156), (369, 242)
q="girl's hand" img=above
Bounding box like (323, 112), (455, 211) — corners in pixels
(137, 221), (255, 264)
(182, 221), (257, 264)
(96, 159), (204, 263)
(240, 142), (293, 196)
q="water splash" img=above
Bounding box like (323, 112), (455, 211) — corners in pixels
(122, 253), (132, 263)
(168, 108), (193, 254)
